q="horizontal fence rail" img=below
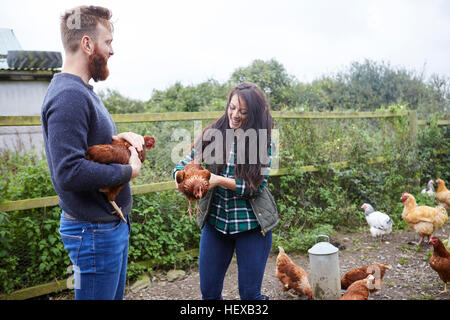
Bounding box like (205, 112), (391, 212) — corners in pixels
(0, 110), (448, 213)
(0, 110), (418, 126)
(0, 158), (382, 212)
(1, 111), (448, 126)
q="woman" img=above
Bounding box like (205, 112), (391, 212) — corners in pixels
(173, 82), (278, 300)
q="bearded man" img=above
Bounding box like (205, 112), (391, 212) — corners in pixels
(41, 6), (143, 300)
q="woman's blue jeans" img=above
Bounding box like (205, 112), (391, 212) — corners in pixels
(199, 221), (272, 300)
(59, 211), (130, 300)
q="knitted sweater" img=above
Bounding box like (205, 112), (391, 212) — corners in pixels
(41, 73), (132, 222)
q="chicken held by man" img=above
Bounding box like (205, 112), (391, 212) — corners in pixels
(86, 135), (155, 222)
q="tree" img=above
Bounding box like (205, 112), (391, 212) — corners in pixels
(230, 59), (295, 110)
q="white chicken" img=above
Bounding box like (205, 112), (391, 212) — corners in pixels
(361, 203), (393, 240)
(421, 180), (435, 197)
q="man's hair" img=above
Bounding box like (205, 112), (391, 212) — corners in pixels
(60, 5), (113, 53)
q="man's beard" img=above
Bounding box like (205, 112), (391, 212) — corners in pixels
(88, 45), (110, 82)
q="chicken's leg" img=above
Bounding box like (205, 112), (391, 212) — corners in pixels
(110, 200), (126, 223)
(416, 236), (426, 246)
(194, 202), (203, 218)
(439, 283), (448, 294)
(186, 201), (193, 222)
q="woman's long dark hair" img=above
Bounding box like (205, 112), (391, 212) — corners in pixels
(195, 82), (273, 191)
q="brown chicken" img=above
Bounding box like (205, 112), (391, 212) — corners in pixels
(175, 161), (211, 221)
(436, 178), (450, 211)
(341, 263), (392, 292)
(401, 192), (448, 245)
(339, 275), (375, 300)
(429, 236), (450, 294)
(86, 135), (155, 222)
(276, 246), (313, 300)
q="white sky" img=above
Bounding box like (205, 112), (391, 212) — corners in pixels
(1, 0), (450, 101)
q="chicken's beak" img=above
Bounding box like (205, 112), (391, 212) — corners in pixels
(194, 186), (204, 199)
(400, 192), (406, 202)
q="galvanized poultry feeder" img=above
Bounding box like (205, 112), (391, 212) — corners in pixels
(308, 235), (341, 300)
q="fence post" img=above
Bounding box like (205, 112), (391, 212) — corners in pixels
(408, 110), (420, 187)
(408, 110), (418, 145)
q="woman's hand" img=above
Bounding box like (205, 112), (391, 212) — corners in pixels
(209, 173), (236, 191)
(208, 173), (221, 188)
(113, 132), (145, 152)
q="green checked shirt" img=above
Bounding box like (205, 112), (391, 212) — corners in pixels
(173, 138), (273, 235)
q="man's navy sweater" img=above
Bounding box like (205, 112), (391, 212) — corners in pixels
(41, 73), (132, 222)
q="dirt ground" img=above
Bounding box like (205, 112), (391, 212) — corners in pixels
(124, 225), (450, 301)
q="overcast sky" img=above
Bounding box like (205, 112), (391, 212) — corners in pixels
(1, 0), (450, 101)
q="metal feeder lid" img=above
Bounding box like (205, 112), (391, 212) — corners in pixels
(308, 235), (339, 256)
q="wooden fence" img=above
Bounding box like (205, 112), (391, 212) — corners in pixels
(0, 109), (428, 213)
(0, 110), (448, 299)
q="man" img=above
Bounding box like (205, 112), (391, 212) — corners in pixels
(41, 5), (142, 299)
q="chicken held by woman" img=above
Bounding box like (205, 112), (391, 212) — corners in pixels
(175, 161), (211, 221)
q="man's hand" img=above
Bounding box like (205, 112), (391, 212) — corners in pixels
(128, 147), (142, 179)
(113, 132), (145, 152)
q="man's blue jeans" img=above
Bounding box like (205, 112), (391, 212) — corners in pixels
(59, 211), (130, 300)
(199, 221), (272, 300)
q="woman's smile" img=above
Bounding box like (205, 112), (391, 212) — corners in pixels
(228, 94), (248, 129)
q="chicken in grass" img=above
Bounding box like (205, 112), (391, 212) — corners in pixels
(361, 203), (393, 241)
(276, 246), (313, 300)
(429, 236), (450, 294)
(421, 180), (435, 197)
(436, 178), (450, 211)
(86, 135), (155, 222)
(175, 161), (211, 221)
(341, 263), (392, 292)
(401, 192), (448, 245)
(339, 275), (375, 300)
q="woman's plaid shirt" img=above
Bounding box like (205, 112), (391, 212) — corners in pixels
(173, 139), (273, 235)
